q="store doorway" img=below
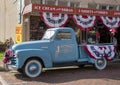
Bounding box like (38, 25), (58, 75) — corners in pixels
(96, 20), (111, 43)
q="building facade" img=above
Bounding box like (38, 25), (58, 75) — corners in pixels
(0, 0), (24, 42)
(0, 0), (120, 43)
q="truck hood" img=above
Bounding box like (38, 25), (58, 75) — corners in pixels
(11, 40), (51, 51)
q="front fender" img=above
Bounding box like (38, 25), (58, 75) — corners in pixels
(15, 49), (52, 68)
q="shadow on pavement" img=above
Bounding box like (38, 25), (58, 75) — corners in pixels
(14, 64), (120, 84)
(0, 66), (5, 71)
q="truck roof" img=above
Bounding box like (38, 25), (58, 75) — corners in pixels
(47, 27), (73, 31)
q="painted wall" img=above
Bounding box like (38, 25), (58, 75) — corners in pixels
(0, 0), (24, 42)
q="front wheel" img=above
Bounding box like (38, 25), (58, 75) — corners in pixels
(94, 57), (107, 70)
(24, 59), (42, 78)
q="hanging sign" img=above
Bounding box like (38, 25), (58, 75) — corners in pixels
(31, 4), (120, 17)
(33, 4), (74, 14)
(76, 8), (120, 17)
(73, 15), (96, 31)
(41, 12), (69, 28)
(15, 24), (22, 43)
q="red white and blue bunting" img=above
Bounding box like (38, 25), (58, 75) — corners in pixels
(3, 49), (13, 63)
(83, 45), (116, 60)
(41, 12), (69, 28)
(73, 15), (96, 31)
(100, 16), (120, 30)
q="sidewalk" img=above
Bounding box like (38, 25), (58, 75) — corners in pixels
(0, 65), (26, 85)
(0, 59), (7, 85)
(0, 59), (24, 85)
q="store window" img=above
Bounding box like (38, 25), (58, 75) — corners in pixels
(101, 5), (107, 10)
(109, 5), (117, 10)
(88, 2), (97, 9)
(87, 30), (96, 44)
(80, 19), (112, 44)
(98, 4), (108, 10)
(70, 2), (81, 8)
(45, 0), (55, 5)
(30, 16), (47, 40)
(96, 21), (111, 43)
(58, 1), (67, 6)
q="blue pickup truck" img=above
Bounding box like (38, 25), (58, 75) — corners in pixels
(8, 27), (115, 78)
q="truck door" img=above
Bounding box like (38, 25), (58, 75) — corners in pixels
(53, 30), (78, 63)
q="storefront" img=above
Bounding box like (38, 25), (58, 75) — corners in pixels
(22, 4), (120, 47)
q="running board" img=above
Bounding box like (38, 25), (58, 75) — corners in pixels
(77, 58), (89, 62)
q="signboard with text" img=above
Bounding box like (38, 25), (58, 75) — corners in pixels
(32, 4), (120, 17)
(32, 4), (74, 14)
(15, 24), (22, 43)
(76, 8), (120, 17)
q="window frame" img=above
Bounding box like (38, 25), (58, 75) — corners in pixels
(55, 30), (72, 40)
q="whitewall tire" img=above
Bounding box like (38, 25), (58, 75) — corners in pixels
(24, 60), (42, 78)
(94, 57), (107, 70)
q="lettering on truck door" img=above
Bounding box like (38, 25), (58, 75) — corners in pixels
(53, 30), (77, 62)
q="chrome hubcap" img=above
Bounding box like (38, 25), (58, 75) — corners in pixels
(98, 59), (103, 64)
(29, 65), (37, 72)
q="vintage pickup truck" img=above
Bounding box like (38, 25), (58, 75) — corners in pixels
(8, 27), (116, 78)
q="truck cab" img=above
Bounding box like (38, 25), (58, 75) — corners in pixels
(8, 27), (115, 78)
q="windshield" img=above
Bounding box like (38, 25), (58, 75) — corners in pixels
(42, 30), (55, 40)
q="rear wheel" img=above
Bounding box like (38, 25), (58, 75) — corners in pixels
(24, 59), (42, 78)
(94, 57), (107, 70)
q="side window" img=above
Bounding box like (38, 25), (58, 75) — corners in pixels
(56, 31), (72, 40)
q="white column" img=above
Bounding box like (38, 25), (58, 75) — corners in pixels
(79, 2), (82, 7)
(55, 0), (58, 6)
(96, 4), (99, 9)
(107, 5), (109, 10)
(42, 0), (45, 4)
(67, 1), (70, 7)
(116, 5), (119, 10)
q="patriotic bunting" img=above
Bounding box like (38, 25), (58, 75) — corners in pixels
(41, 12), (69, 28)
(83, 45), (116, 60)
(41, 13), (120, 31)
(73, 15), (96, 31)
(100, 16), (120, 30)
(3, 49), (13, 63)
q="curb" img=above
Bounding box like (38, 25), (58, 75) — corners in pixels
(0, 76), (8, 85)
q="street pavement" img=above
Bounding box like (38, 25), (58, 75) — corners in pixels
(0, 62), (120, 85)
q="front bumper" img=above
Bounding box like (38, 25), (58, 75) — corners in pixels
(9, 57), (19, 70)
(8, 64), (18, 70)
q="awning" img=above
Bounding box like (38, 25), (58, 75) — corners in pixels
(22, 4), (32, 15)
(23, 4), (120, 31)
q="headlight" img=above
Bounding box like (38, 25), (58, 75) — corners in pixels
(14, 52), (18, 57)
